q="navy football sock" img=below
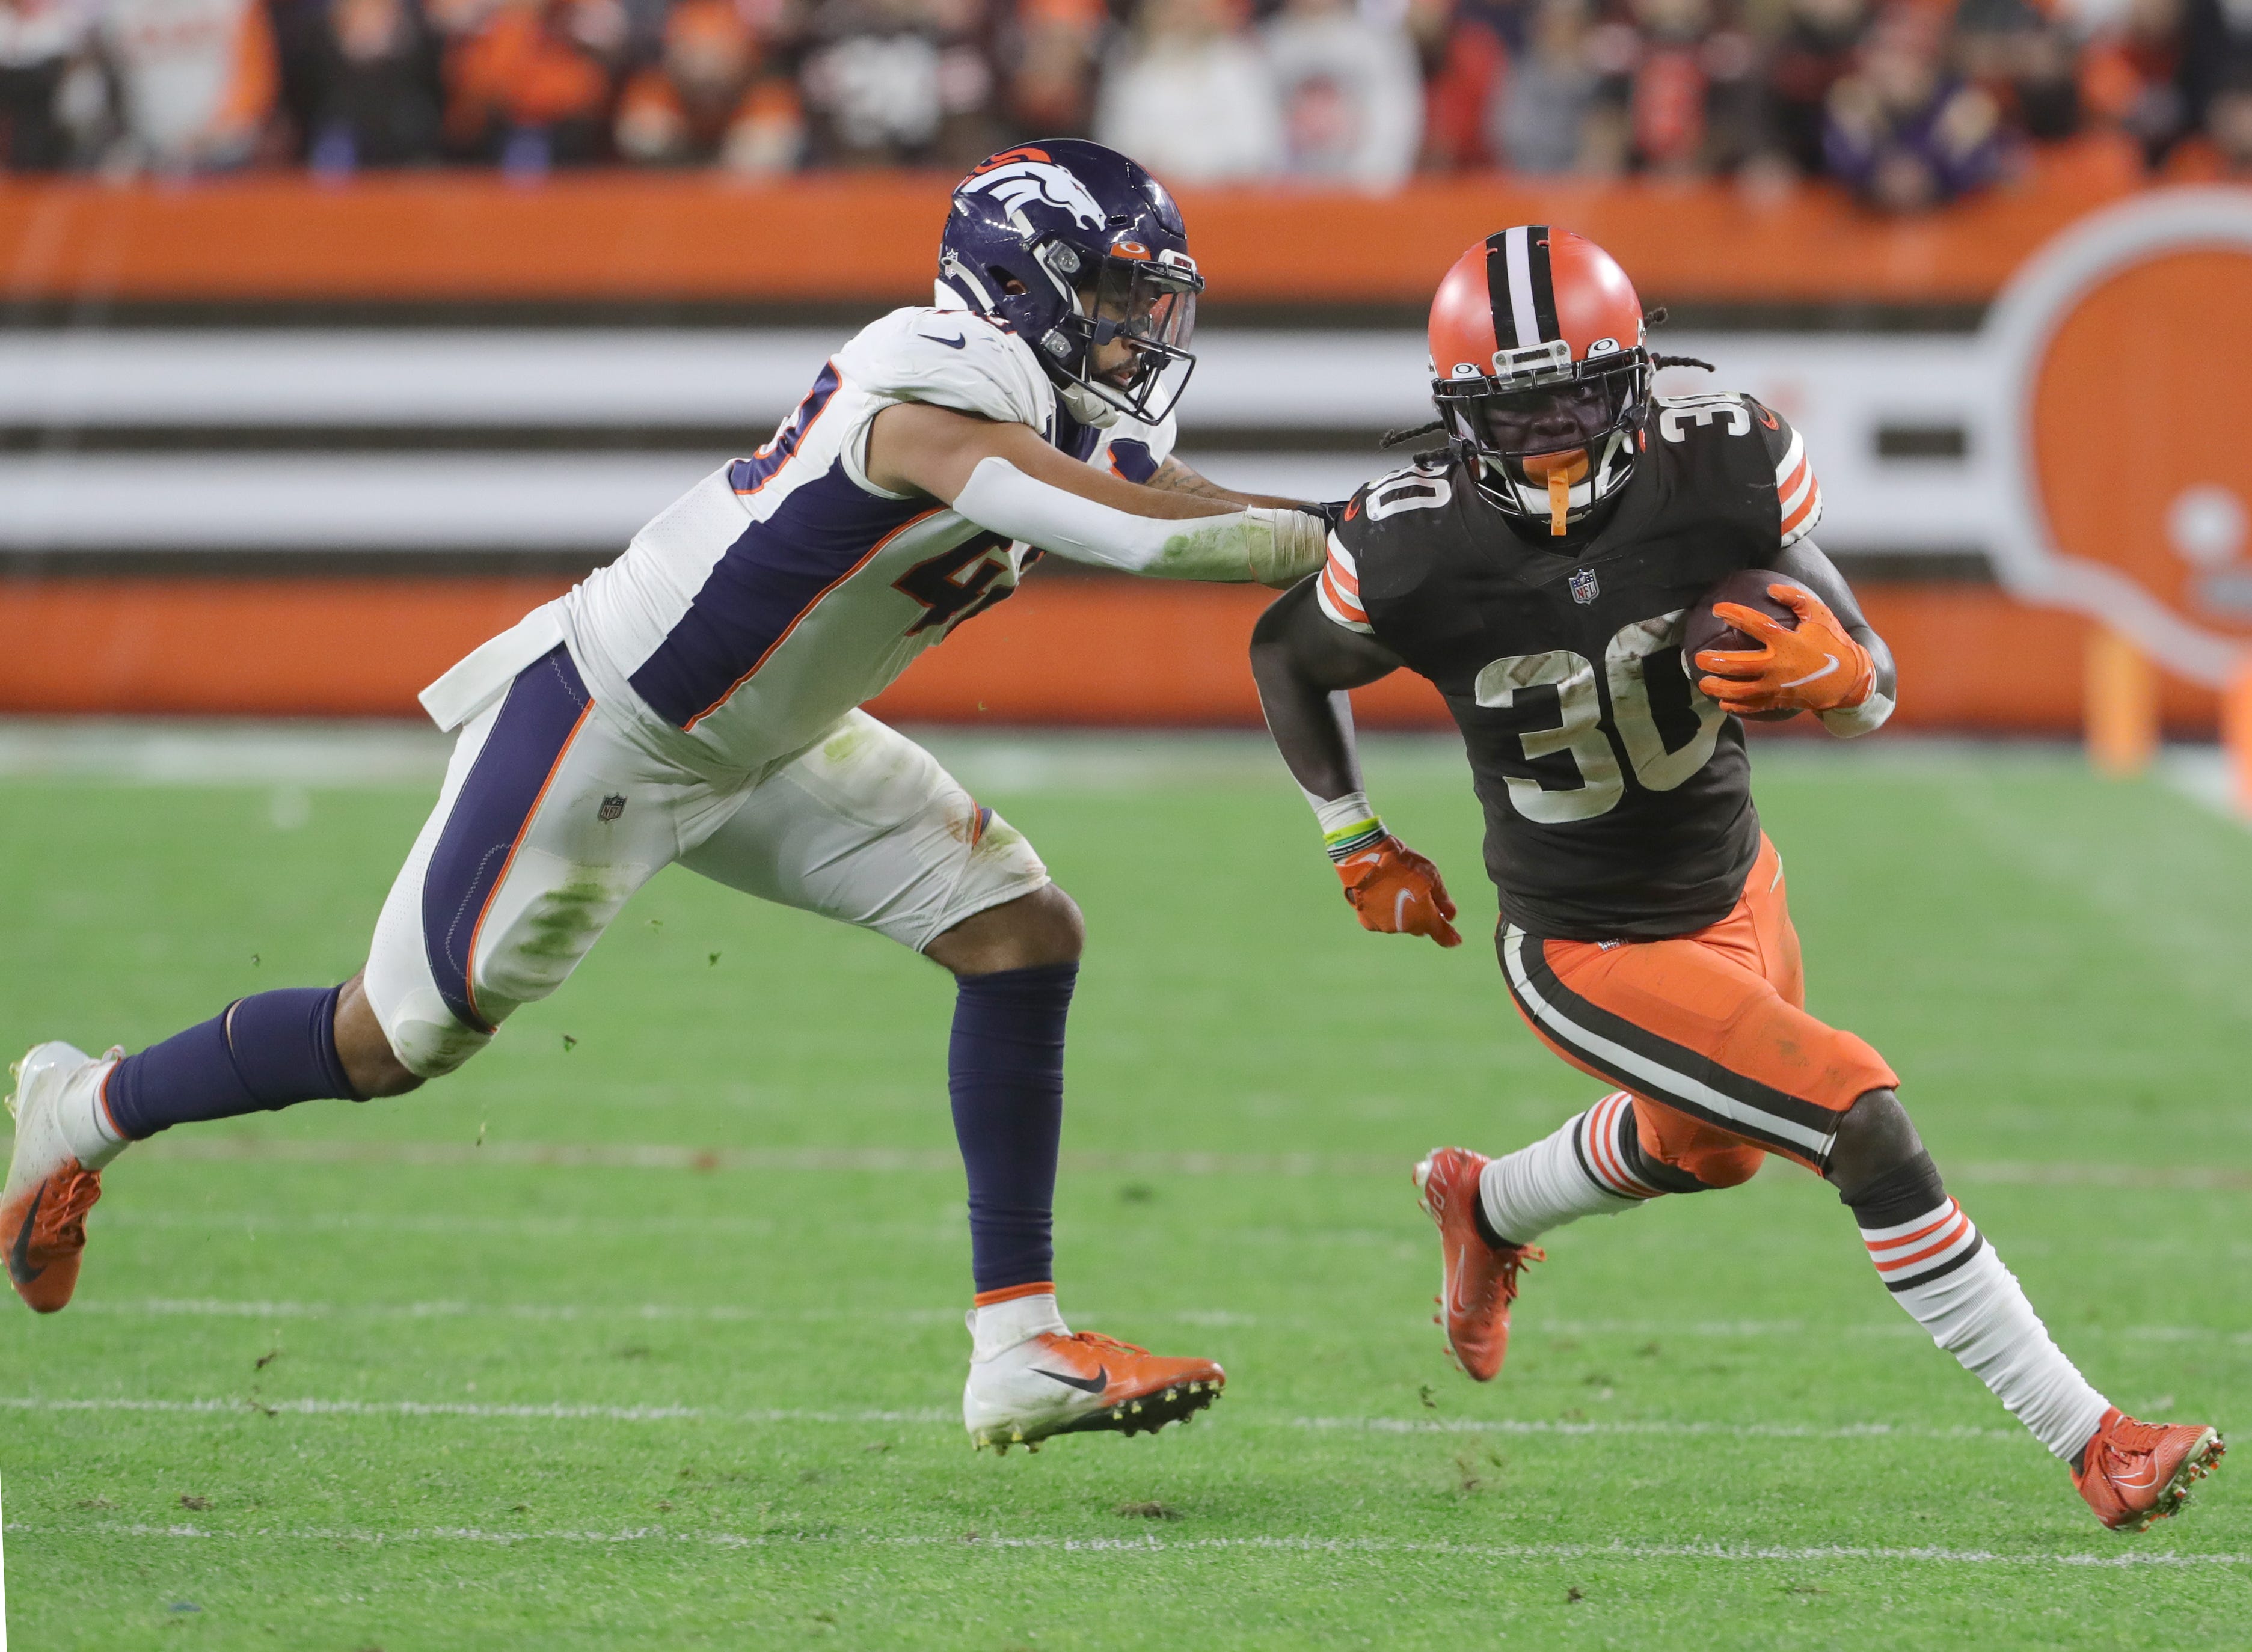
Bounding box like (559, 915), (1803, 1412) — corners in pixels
(947, 962), (1076, 1296)
(104, 987), (358, 1140)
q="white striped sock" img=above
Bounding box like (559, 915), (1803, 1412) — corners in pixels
(1865, 1201), (2111, 1460)
(1479, 1094), (1653, 1245)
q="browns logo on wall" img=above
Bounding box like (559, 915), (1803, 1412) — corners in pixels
(1989, 190), (2252, 691)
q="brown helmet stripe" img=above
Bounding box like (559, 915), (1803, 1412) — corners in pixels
(1481, 231), (1518, 352)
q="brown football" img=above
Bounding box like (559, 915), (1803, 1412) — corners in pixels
(1681, 568), (1809, 722)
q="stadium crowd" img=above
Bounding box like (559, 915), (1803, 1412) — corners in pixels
(0, 0), (2246, 204)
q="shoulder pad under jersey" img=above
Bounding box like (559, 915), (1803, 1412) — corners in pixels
(1649, 391), (1824, 551)
(834, 306), (1056, 432)
(1318, 456), (1461, 633)
(1096, 405), (1179, 483)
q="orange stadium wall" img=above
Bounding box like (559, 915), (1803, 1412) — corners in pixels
(0, 148), (2155, 306)
(0, 575), (2220, 734)
(0, 156), (2226, 735)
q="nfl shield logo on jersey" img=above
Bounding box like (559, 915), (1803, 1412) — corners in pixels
(598, 794), (627, 822)
(1569, 567), (1601, 605)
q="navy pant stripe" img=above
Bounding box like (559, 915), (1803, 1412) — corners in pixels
(422, 646), (592, 1033)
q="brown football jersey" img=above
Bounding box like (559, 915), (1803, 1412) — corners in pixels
(1318, 392), (1819, 940)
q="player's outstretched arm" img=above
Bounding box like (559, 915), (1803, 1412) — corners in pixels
(864, 402), (1325, 587)
(1145, 455), (1328, 514)
(1250, 581), (1461, 947)
(1696, 539), (1898, 738)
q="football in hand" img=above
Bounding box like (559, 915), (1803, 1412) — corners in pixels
(1681, 568), (1811, 721)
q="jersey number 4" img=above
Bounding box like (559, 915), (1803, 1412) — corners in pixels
(895, 532), (1024, 635)
(1474, 610), (1725, 824)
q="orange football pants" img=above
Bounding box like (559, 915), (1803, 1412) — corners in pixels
(1497, 836), (1898, 1181)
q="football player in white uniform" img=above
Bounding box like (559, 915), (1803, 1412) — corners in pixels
(4, 141), (1330, 1452)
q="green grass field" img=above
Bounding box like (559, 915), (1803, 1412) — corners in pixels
(3, 730), (2250, 1650)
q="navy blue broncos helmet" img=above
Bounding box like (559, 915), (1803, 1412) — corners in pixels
(938, 139), (1201, 428)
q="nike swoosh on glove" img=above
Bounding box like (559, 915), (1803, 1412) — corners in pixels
(1336, 836), (1462, 947)
(1694, 583), (1875, 717)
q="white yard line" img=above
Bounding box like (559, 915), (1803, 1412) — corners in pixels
(96, 1134), (2252, 1190)
(0, 1393), (2051, 1446)
(5, 1519), (2239, 1570)
(0, 721), (1462, 792)
(55, 1298), (2252, 1345)
(0, 1395), (948, 1425)
(0, 723), (2084, 794)
(1290, 1415), (2023, 1440)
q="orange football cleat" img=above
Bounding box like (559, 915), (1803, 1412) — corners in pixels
(963, 1329), (1224, 1452)
(2073, 1407), (2225, 1532)
(4, 1042), (121, 1314)
(1414, 1146), (1541, 1381)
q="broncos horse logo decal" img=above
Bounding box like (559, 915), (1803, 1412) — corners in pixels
(960, 150), (1106, 231)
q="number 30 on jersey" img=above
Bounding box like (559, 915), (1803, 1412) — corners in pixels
(1474, 610), (1723, 824)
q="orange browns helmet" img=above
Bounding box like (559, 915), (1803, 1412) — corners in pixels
(1428, 227), (1652, 536)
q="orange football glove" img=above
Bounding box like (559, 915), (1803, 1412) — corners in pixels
(1695, 583), (1875, 717)
(1336, 836), (1462, 947)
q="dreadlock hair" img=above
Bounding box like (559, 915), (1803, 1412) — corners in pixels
(1641, 305), (1715, 373)
(1381, 420), (1446, 448)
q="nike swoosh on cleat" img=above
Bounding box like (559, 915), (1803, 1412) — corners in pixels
(921, 332), (968, 350)
(1034, 1365), (1108, 1395)
(2115, 1460), (2163, 1493)
(1779, 655), (1839, 690)
(8, 1184), (44, 1285)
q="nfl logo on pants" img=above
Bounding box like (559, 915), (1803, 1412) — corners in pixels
(598, 794), (626, 822)
(1569, 567), (1600, 605)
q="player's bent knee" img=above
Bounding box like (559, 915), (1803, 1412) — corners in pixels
(1681, 1141), (1766, 1189)
(363, 982), (491, 1085)
(1824, 1088), (1925, 1199)
(927, 884), (1084, 976)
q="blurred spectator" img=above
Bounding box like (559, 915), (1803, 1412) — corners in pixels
(614, 0), (803, 167)
(1000, 0), (1103, 134)
(0, 0), (2222, 202)
(99, 0), (281, 168)
(1760, 0), (1871, 175)
(2168, 64), (2252, 169)
(1954, 0), (2081, 142)
(1825, 2), (2005, 207)
(2077, 0), (2191, 163)
(798, 0), (995, 167)
(0, 0), (98, 168)
(2177, 0), (2252, 139)
(1260, 0), (1422, 188)
(305, 0), (446, 170)
(1584, 0), (1763, 174)
(1094, 0), (1283, 181)
(1488, 0), (1595, 171)
(1418, 0), (1510, 168)
(2203, 72), (2252, 169)
(444, 0), (625, 168)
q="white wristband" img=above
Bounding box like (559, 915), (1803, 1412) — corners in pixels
(1819, 690), (1894, 738)
(1309, 789), (1385, 863)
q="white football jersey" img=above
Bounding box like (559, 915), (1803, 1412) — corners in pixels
(558, 305), (1176, 777)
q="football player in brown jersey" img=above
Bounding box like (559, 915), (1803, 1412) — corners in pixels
(1249, 225), (2223, 1531)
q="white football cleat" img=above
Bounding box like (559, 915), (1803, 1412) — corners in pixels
(962, 1326), (1224, 1452)
(4, 1041), (125, 1314)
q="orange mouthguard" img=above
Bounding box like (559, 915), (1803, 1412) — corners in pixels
(1521, 451), (1590, 537)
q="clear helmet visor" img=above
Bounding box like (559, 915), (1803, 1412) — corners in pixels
(1073, 253), (1201, 423)
(1091, 256), (1198, 352)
